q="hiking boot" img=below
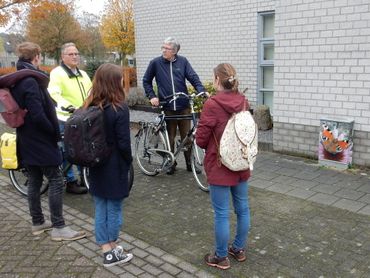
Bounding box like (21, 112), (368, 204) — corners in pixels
(66, 180), (87, 194)
(103, 246), (133, 267)
(228, 246), (247, 262)
(32, 220), (52, 235)
(204, 253), (230, 270)
(51, 226), (86, 241)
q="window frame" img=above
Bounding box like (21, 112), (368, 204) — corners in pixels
(257, 11), (275, 113)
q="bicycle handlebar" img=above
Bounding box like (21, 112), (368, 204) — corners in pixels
(61, 105), (76, 114)
(153, 91), (209, 109)
(161, 91), (208, 104)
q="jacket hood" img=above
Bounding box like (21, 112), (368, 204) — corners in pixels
(16, 59), (38, 71)
(212, 90), (247, 115)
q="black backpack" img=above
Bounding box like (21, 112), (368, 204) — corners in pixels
(64, 106), (112, 167)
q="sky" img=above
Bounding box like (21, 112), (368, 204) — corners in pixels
(75, 0), (106, 16)
(0, 0), (107, 33)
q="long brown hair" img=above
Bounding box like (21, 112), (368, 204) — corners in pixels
(83, 63), (125, 110)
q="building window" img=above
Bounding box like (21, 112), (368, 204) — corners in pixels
(258, 12), (275, 113)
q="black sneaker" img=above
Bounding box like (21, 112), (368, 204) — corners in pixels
(103, 246), (133, 267)
(66, 180), (87, 194)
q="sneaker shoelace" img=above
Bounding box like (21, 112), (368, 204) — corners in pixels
(113, 246), (127, 260)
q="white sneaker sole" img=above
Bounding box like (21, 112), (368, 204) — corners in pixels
(32, 227), (53, 236)
(51, 232), (86, 241)
(103, 253), (133, 267)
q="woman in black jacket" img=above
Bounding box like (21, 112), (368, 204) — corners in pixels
(13, 42), (86, 241)
(82, 63), (133, 267)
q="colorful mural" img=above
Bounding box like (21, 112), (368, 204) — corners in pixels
(319, 119), (354, 168)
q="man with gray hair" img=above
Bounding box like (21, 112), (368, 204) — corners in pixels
(143, 37), (205, 175)
(48, 42), (92, 194)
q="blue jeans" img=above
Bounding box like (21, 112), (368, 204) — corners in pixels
(94, 196), (124, 245)
(26, 166), (65, 228)
(59, 121), (80, 182)
(209, 181), (250, 258)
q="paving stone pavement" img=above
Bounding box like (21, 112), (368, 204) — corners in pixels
(0, 176), (214, 278)
(0, 112), (369, 277)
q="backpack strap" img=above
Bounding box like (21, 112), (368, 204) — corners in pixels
(0, 69), (49, 89)
(212, 131), (222, 168)
(211, 98), (248, 169)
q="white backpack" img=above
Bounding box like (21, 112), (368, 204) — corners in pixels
(214, 102), (258, 171)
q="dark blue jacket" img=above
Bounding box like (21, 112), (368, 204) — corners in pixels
(143, 55), (205, 111)
(88, 103), (132, 200)
(12, 60), (62, 166)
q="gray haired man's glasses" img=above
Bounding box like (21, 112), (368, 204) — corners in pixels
(161, 46), (173, 51)
(65, 53), (80, 57)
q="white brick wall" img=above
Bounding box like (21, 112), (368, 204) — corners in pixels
(134, 0), (370, 165)
(274, 0), (370, 132)
(134, 0), (275, 105)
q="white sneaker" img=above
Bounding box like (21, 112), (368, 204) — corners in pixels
(32, 220), (52, 235)
(51, 226), (86, 241)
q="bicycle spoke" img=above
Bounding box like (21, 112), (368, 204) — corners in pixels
(135, 126), (169, 176)
(9, 168), (49, 196)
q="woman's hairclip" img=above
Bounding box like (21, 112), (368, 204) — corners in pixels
(228, 75), (236, 83)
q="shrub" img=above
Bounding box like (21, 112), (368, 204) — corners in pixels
(126, 87), (150, 107)
(126, 67), (137, 87)
(0, 65), (55, 76)
(188, 81), (216, 112)
(84, 61), (104, 79)
(0, 67), (16, 75)
(39, 65), (55, 73)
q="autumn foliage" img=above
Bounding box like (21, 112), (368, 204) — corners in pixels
(26, 0), (83, 62)
(0, 0), (38, 27)
(100, 0), (135, 64)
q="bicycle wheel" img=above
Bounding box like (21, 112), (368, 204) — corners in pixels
(135, 125), (171, 176)
(82, 163), (134, 191)
(81, 167), (90, 190)
(191, 142), (209, 192)
(9, 168), (49, 196)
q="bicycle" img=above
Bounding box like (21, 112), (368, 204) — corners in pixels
(9, 129), (135, 197)
(9, 161), (90, 197)
(135, 92), (208, 192)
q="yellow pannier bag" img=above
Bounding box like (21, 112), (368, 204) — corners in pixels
(0, 132), (18, 169)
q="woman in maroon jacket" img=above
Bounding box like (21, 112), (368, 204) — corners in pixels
(195, 63), (251, 270)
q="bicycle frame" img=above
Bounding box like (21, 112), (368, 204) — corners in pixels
(135, 91), (208, 190)
(136, 93), (203, 165)
(153, 92), (201, 165)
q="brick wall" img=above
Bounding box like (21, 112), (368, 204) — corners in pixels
(134, 0), (275, 105)
(274, 0), (370, 165)
(134, 0), (370, 166)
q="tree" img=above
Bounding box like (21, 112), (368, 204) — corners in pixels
(0, 0), (37, 27)
(100, 0), (135, 65)
(77, 12), (106, 62)
(26, 0), (84, 63)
